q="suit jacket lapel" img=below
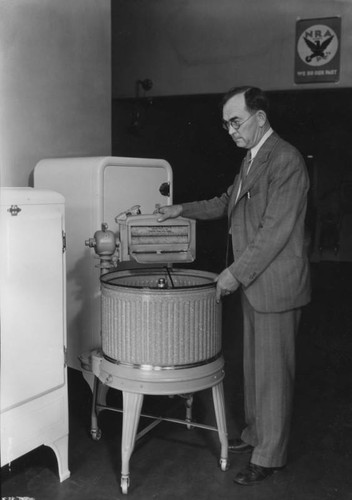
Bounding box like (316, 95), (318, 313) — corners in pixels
(238, 132), (280, 200)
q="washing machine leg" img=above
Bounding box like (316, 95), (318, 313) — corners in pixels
(212, 382), (229, 471)
(90, 376), (102, 440)
(185, 394), (194, 429)
(97, 380), (109, 406)
(120, 391), (144, 494)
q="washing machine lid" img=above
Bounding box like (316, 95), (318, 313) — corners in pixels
(118, 214), (196, 264)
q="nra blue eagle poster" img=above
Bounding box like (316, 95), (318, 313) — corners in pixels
(295, 17), (341, 84)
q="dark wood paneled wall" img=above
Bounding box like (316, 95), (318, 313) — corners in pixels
(112, 89), (352, 268)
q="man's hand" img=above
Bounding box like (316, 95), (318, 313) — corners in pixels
(214, 268), (240, 303)
(156, 204), (183, 222)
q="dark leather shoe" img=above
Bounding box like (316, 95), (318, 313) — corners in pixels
(234, 462), (283, 485)
(228, 438), (253, 454)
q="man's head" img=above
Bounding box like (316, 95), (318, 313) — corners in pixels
(221, 86), (270, 149)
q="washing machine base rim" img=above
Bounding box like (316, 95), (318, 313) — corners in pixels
(89, 350), (229, 494)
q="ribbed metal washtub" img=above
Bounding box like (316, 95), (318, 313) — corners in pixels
(100, 267), (222, 368)
(93, 267), (228, 494)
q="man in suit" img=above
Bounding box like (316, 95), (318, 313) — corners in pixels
(157, 86), (311, 485)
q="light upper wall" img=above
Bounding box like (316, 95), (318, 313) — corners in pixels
(112, 0), (351, 98)
(0, 0), (111, 187)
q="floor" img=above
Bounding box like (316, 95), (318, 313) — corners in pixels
(2, 262), (352, 500)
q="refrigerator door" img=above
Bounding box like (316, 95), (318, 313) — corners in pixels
(34, 157), (173, 370)
(0, 188), (66, 411)
(0, 188), (69, 481)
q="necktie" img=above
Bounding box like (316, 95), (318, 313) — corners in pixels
(229, 151), (252, 237)
(244, 150), (253, 175)
(235, 151), (252, 203)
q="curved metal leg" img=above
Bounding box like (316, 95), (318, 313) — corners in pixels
(97, 380), (109, 406)
(46, 434), (70, 482)
(212, 382), (229, 471)
(120, 391), (144, 494)
(185, 394), (194, 429)
(91, 376), (102, 440)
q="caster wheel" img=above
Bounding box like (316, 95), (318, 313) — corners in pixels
(220, 458), (229, 471)
(91, 428), (102, 441)
(121, 475), (130, 494)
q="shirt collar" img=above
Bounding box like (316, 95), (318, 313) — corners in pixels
(249, 127), (273, 160)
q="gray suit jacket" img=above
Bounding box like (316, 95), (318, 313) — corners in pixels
(182, 132), (311, 313)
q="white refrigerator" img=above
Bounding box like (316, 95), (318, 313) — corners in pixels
(34, 156), (173, 371)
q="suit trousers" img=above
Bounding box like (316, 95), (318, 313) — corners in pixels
(240, 291), (301, 468)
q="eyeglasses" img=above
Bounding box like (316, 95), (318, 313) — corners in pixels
(222, 113), (255, 132)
